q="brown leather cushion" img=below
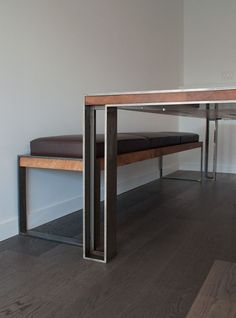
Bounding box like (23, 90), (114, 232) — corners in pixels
(30, 132), (199, 158)
(135, 132), (199, 148)
(30, 134), (149, 158)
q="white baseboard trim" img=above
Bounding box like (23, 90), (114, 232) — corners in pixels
(117, 163), (178, 194)
(180, 162), (236, 174)
(0, 218), (18, 242)
(179, 163), (201, 171)
(0, 163), (178, 242)
(28, 195), (84, 229)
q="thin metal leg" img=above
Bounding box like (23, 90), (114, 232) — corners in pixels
(18, 162), (27, 233)
(104, 107), (117, 263)
(94, 160), (101, 250)
(204, 103), (219, 180)
(213, 106), (219, 180)
(84, 106), (103, 260)
(160, 145), (203, 182)
(200, 143), (203, 182)
(159, 156), (163, 177)
(205, 104), (210, 178)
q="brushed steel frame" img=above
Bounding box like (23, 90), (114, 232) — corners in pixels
(83, 106), (103, 261)
(18, 159), (84, 247)
(84, 105), (117, 263)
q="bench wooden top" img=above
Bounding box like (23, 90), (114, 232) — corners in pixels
(19, 142), (202, 171)
(19, 156), (84, 171)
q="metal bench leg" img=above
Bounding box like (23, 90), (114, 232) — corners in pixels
(159, 156), (163, 178)
(159, 144), (203, 182)
(18, 161), (27, 234)
(18, 159), (83, 247)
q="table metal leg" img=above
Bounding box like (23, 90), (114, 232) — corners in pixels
(213, 108), (219, 180)
(104, 107), (117, 262)
(84, 106), (103, 260)
(205, 104), (210, 178)
(94, 160), (101, 250)
(205, 103), (219, 180)
(84, 106), (117, 263)
(200, 143), (203, 181)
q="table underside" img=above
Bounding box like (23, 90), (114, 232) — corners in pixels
(85, 88), (236, 119)
(117, 103), (236, 120)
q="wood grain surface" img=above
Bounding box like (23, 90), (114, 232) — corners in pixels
(187, 260), (236, 318)
(116, 142), (202, 168)
(20, 142), (202, 171)
(85, 88), (236, 106)
(19, 156), (84, 171)
(1, 173), (236, 317)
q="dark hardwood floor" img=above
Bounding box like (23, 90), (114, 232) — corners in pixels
(1, 172), (236, 318)
(187, 260), (236, 317)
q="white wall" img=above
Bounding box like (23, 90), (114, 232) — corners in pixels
(0, 0), (184, 241)
(180, 0), (236, 172)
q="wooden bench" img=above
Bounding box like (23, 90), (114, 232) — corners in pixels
(18, 132), (203, 247)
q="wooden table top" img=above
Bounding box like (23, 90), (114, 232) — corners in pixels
(85, 87), (236, 119)
(85, 87), (236, 106)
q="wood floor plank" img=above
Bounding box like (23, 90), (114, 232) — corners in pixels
(42, 220), (200, 318)
(0, 234), (58, 257)
(1, 173), (236, 317)
(186, 260), (236, 318)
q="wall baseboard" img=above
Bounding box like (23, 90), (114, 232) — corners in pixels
(180, 162), (236, 174)
(28, 196), (84, 229)
(0, 218), (18, 242)
(0, 163), (178, 242)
